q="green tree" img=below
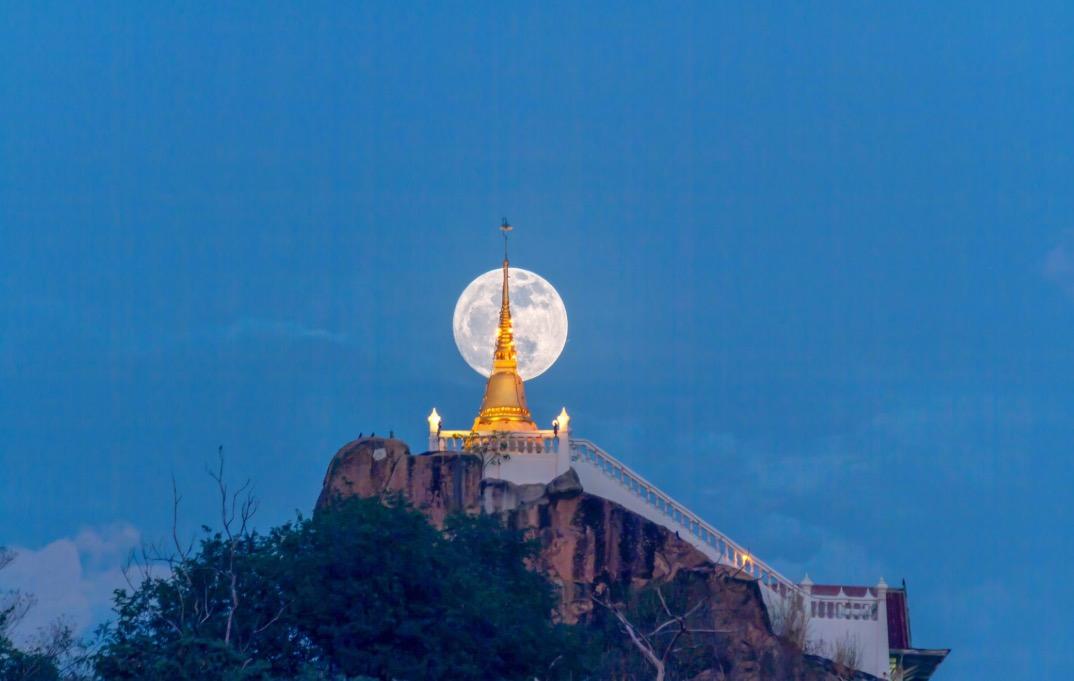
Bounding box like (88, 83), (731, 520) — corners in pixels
(0, 636), (62, 681)
(94, 496), (582, 680)
(1, 547), (76, 681)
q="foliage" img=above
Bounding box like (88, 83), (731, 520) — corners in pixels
(0, 635), (62, 681)
(831, 633), (863, 672)
(1, 547), (87, 681)
(92, 496), (582, 680)
(770, 593), (809, 650)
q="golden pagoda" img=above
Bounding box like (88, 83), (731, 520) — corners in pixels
(426, 221), (571, 478)
(472, 220), (538, 432)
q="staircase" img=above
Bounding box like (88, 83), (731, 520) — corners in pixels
(569, 438), (799, 599)
(569, 438), (900, 680)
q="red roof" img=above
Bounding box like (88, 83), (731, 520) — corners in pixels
(887, 589), (911, 649)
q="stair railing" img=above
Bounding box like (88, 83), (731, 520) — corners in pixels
(570, 437), (800, 599)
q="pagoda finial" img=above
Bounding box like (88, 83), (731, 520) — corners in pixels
(473, 219), (536, 432)
(501, 217), (512, 261)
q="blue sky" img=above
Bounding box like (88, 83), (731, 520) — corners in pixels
(2, 3), (1073, 676)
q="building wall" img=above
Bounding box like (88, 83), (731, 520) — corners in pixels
(806, 604), (890, 679)
(484, 451), (562, 485)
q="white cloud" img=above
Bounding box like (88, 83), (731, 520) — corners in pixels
(1, 523), (141, 645)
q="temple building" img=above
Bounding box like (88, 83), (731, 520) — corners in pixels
(428, 228), (948, 680)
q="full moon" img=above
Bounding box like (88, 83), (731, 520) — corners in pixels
(453, 268), (568, 380)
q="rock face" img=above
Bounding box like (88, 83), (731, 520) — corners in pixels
(317, 438), (874, 681)
(317, 437), (483, 527)
(480, 469), (713, 625)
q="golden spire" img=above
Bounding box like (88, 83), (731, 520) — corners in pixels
(492, 221), (518, 369)
(473, 219), (537, 432)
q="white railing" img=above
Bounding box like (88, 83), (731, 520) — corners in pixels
(810, 597), (879, 621)
(570, 438), (800, 599)
(434, 429), (561, 455)
(809, 588), (882, 621)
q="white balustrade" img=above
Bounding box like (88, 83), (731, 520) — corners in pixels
(434, 429), (560, 456)
(809, 591), (881, 621)
(569, 438), (799, 599)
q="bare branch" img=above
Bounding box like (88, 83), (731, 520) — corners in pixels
(206, 445), (259, 649)
(593, 586), (731, 681)
(592, 593), (664, 679)
(170, 474), (194, 561)
(656, 587), (674, 618)
(252, 604), (287, 636)
(649, 618), (679, 638)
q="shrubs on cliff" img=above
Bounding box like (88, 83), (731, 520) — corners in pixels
(93, 496), (582, 680)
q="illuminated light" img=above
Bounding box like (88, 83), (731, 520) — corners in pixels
(427, 408), (442, 432)
(556, 407), (570, 431)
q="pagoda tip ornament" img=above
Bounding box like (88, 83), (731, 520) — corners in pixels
(472, 221), (537, 432)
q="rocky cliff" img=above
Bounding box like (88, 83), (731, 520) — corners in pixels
(318, 437), (874, 681)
